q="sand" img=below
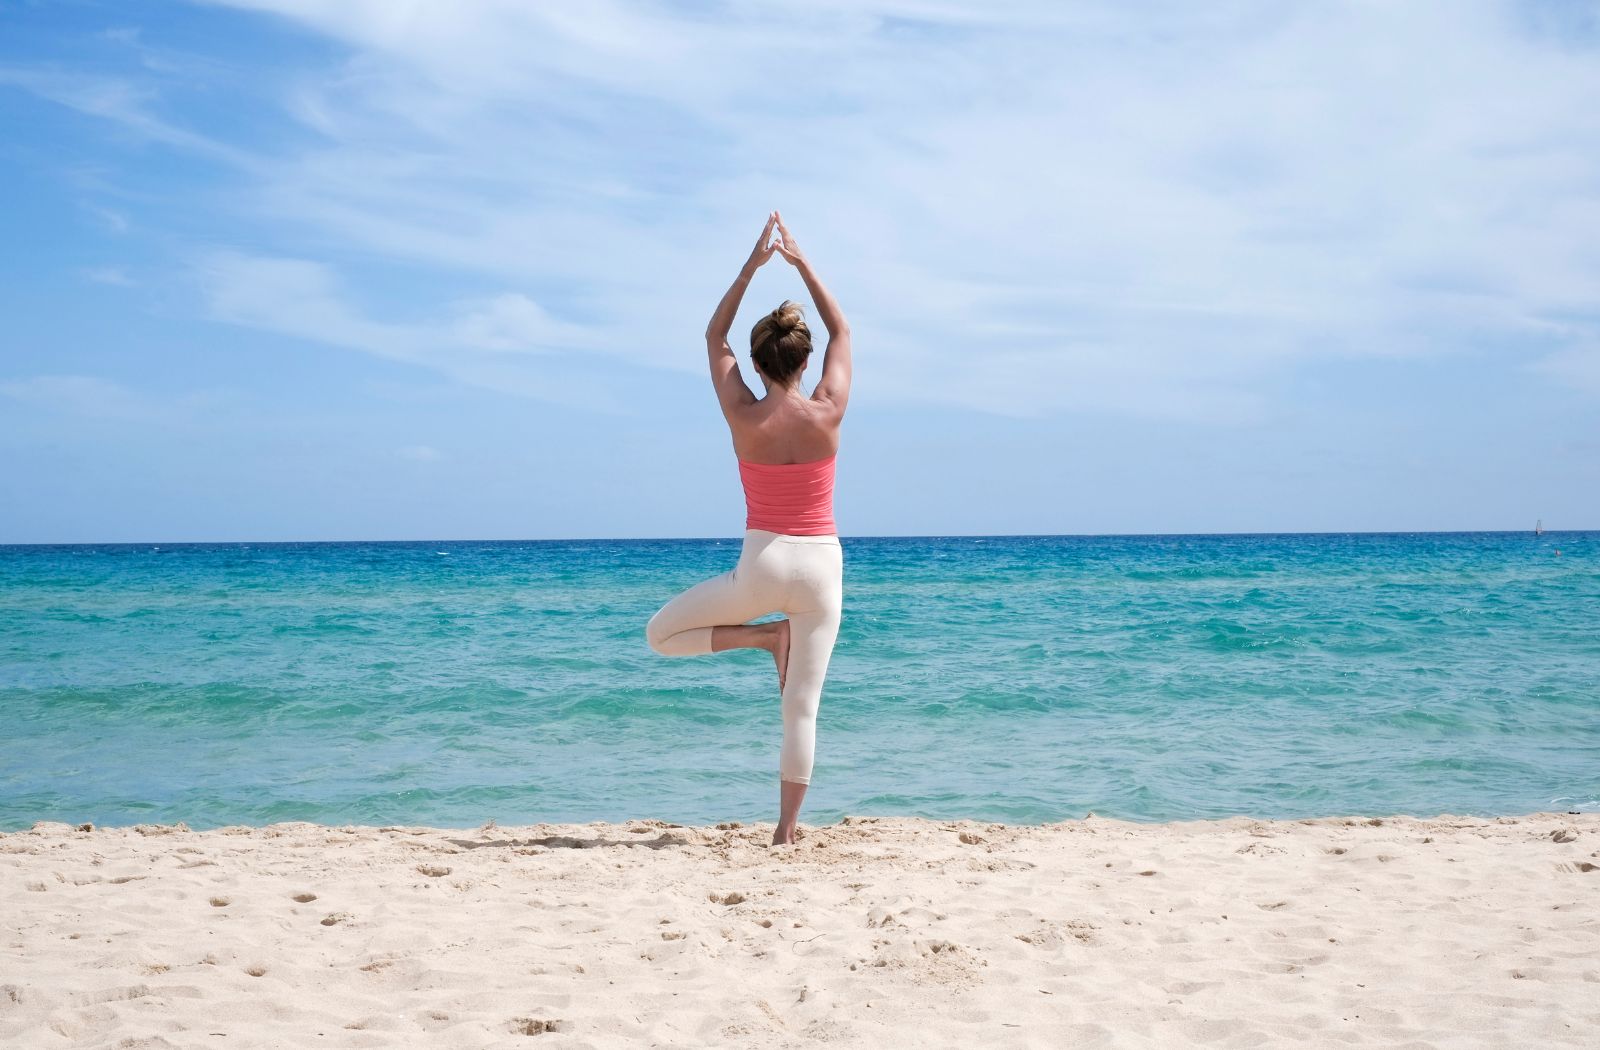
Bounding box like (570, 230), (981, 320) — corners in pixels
(3, 811), (1596, 1048)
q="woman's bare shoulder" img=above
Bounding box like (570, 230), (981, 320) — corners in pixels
(728, 398), (838, 462)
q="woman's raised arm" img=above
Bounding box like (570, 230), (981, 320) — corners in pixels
(773, 212), (851, 413)
(704, 213), (778, 418)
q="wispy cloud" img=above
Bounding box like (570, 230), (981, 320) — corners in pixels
(196, 251), (622, 407)
(10, 1), (1600, 417)
(82, 265), (136, 287)
(1531, 338), (1600, 396)
(209, 1), (1600, 412)
(0, 65), (250, 167)
(396, 444), (443, 463)
(0, 374), (241, 427)
(81, 203), (131, 234)
(0, 375), (158, 422)
(199, 252), (594, 355)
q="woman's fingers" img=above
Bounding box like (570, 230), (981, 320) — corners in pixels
(754, 214), (777, 251)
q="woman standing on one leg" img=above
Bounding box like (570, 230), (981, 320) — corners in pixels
(645, 210), (852, 846)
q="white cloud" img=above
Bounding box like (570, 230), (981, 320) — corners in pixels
(200, 253), (418, 362)
(0, 374), (237, 424)
(82, 266), (136, 287)
(14, 2), (1600, 413)
(396, 444), (443, 462)
(0, 375), (155, 421)
(198, 252), (592, 361)
(213, 1), (1600, 411)
(0, 65), (249, 166)
(83, 204), (131, 234)
(1532, 340), (1600, 396)
(451, 293), (577, 354)
(196, 251), (620, 407)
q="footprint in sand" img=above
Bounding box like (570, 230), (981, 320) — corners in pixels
(510, 1017), (564, 1035)
(1274, 953), (1330, 974)
(1016, 919), (1098, 948)
(245, 965), (267, 977)
(320, 913), (352, 926)
(1166, 980), (1215, 995)
(291, 892), (318, 903)
(208, 897), (230, 907)
(709, 891), (746, 906)
(416, 864), (451, 878)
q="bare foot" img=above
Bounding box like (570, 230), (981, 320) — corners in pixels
(771, 618), (790, 695)
(771, 823), (797, 846)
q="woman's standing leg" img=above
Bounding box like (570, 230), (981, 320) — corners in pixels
(772, 540), (843, 844)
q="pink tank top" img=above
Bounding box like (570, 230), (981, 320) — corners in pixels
(738, 455), (838, 536)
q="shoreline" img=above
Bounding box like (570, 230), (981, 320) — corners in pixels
(5, 811), (1596, 1046)
(6, 806), (1596, 838)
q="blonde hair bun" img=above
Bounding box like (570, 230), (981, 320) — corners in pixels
(771, 300), (807, 332)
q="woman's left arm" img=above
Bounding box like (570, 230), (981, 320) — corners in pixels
(705, 212), (778, 418)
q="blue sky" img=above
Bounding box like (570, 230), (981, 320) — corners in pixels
(2, 0), (1597, 542)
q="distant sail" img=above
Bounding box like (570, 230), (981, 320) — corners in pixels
(1535, 519), (1544, 535)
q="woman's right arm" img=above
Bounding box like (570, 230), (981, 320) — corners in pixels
(774, 212), (851, 413)
(705, 213), (778, 419)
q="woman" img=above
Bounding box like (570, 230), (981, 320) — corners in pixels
(645, 211), (852, 847)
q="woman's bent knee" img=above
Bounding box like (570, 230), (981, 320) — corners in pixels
(646, 612), (712, 657)
(645, 610), (672, 654)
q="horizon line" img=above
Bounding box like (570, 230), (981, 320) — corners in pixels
(0, 528), (1591, 548)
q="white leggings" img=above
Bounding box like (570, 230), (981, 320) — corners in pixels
(645, 530), (843, 785)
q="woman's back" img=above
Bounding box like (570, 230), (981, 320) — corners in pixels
(729, 388), (841, 465)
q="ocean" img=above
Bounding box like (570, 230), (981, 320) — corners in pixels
(2, 533), (1596, 831)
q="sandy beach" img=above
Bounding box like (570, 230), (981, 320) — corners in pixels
(3, 812), (1596, 1048)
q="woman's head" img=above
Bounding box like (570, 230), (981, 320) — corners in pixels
(750, 300), (811, 386)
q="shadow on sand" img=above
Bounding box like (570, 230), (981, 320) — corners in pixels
(444, 832), (689, 851)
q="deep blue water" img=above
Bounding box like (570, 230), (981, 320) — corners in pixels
(2, 533), (1596, 830)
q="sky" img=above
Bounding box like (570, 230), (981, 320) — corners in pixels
(1, 0), (1597, 542)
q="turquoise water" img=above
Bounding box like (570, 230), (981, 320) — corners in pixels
(2, 533), (1596, 831)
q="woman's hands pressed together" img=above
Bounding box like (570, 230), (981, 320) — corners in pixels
(770, 210), (809, 271)
(744, 209), (813, 275)
(745, 211), (780, 275)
